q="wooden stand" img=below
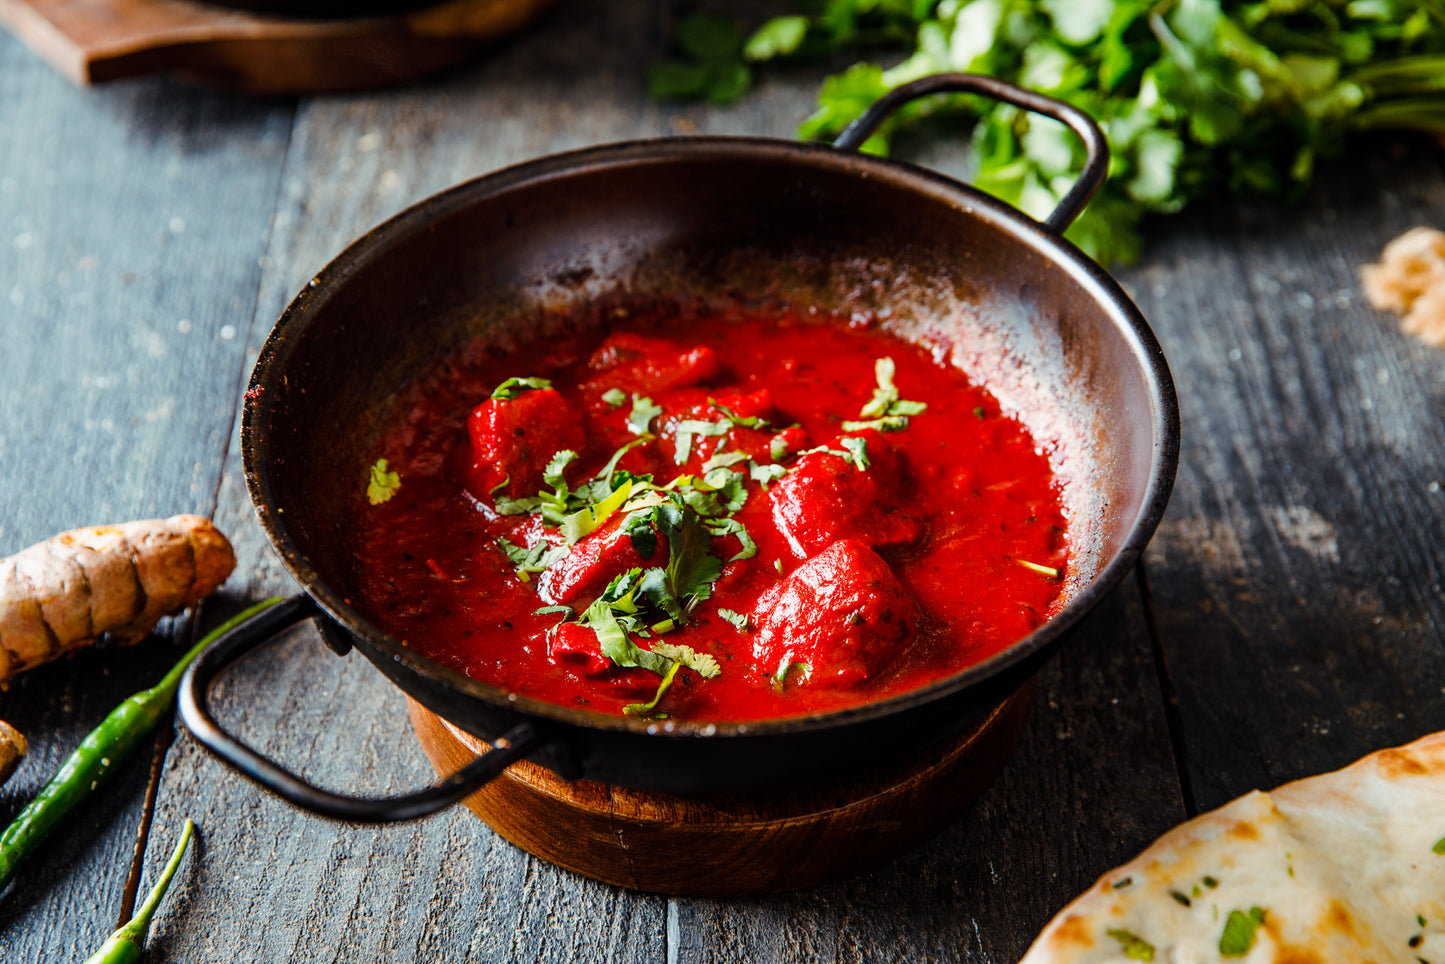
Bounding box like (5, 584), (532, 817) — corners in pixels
(0, 0), (555, 92)
(408, 686), (1033, 896)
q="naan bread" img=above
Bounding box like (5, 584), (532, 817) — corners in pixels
(1020, 732), (1445, 963)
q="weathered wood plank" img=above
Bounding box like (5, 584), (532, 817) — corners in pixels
(0, 33), (293, 960)
(669, 581), (1184, 964)
(1132, 136), (1445, 813)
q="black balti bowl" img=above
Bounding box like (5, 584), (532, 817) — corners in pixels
(179, 75), (1179, 822)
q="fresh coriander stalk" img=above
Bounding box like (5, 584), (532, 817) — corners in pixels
(655, 1), (1445, 266)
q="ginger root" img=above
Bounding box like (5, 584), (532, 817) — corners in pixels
(0, 720), (24, 787)
(0, 515), (235, 685)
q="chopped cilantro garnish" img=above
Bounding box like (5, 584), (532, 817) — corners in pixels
(1219, 907), (1266, 957)
(624, 661), (682, 717)
(1107, 929), (1155, 961)
(659, 500), (724, 610)
(491, 493), (542, 516)
(860, 358), (900, 418)
(718, 471), (749, 511)
(1170, 890), (1191, 907)
(853, 357), (927, 430)
(1420, 915), (1429, 928)
(773, 659), (810, 689)
(798, 443), (860, 466)
(1203, 876), (1219, 889)
(841, 436), (870, 471)
(653, 640), (721, 678)
(366, 458), (401, 505)
(673, 418), (731, 464)
(497, 536), (568, 580)
(709, 400), (772, 430)
(490, 376), (552, 401)
(560, 478), (634, 545)
(840, 415), (911, 433)
(717, 608), (751, 631)
(706, 516), (757, 562)
(602, 388), (627, 408)
(1112, 877), (1133, 889)
(1018, 559), (1061, 579)
(626, 395), (664, 435)
(1434, 836), (1445, 855)
(620, 645), (717, 717)
(700, 450), (750, 472)
(543, 450), (577, 490)
(584, 599), (673, 675)
(749, 460), (788, 487)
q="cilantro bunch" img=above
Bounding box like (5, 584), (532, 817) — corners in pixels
(653, 0), (1445, 264)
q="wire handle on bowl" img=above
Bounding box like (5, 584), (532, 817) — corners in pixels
(832, 73), (1108, 234)
(178, 595), (542, 822)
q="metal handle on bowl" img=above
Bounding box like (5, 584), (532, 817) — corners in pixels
(832, 73), (1108, 233)
(178, 594), (542, 822)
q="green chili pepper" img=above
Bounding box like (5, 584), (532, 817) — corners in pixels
(84, 819), (195, 964)
(0, 597), (283, 892)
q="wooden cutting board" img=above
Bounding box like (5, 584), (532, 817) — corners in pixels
(408, 685), (1034, 895)
(0, 0), (556, 92)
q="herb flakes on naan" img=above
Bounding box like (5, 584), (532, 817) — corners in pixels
(1020, 732), (1445, 964)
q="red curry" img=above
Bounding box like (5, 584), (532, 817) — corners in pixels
(356, 302), (1067, 722)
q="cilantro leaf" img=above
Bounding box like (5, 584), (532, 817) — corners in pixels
(706, 516), (757, 561)
(841, 436), (871, 470)
(652, 641), (722, 678)
(584, 599), (674, 676)
(716, 608), (751, 631)
(709, 400), (773, 430)
(626, 395), (663, 436)
(657, 500), (725, 611)
(851, 356), (926, 430)
(560, 478), (634, 545)
(840, 415), (911, 432)
(496, 536), (568, 580)
(624, 661), (682, 717)
(745, 15), (808, 60)
(490, 376), (552, 401)
(859, 356), (901, 417)
(700, 450), (750, 472)
(750, 460), (789, 487)
(625, 509), (659, 559)
(673, 418), (731, 464)
(773, 659), (811, 689)
(366, 459), (401, 505)
(543, 450), (577, 491)
(491, 494), (542, 516)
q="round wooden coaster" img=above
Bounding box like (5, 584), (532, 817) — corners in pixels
(407, 685), (1033, 896)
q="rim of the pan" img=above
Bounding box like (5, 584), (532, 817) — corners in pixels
(243, 135), (1181, 741)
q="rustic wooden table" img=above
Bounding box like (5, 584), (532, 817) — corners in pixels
(3, 1), (1445, 960)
